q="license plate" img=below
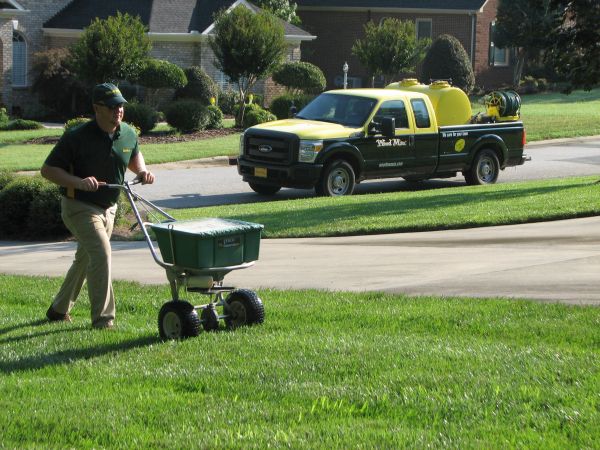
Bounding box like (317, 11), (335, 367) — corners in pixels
(255, 167), (267, 178)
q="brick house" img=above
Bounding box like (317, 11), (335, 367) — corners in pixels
(296, 0), (512, 90)
(0, 0), (315, 114)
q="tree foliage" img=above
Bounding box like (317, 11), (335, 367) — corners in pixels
(209, 6), (287, 126)
(254, 0), (300, 25)
(545, 0), (600, 91)
(70, 12), (151, 85)
(352, 18), (430, 86)
(175, 66), (218, 105)
(421, 34), (475, 94)
(272, 61), (326, 94)
(137, 59), (187, 107)
(494, 0), (562, 86)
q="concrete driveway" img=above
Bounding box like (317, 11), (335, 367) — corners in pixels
(2, 216), (599, 305)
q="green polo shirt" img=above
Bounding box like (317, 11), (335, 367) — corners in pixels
(45, 120), (139, 208)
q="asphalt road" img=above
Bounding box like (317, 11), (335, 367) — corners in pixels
(141, 137), (600, 209)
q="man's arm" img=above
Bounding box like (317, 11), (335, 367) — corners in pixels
(40, 164), (104, 192)
(127, 152), (155, 184)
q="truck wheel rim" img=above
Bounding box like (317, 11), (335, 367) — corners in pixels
(328, 168), (349, 195)
(478, 157), (496, 182)
(163, 312), (182, 338)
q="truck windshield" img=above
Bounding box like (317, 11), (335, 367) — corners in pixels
(296, 93), (377, 127)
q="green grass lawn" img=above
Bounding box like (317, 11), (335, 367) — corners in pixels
(171, 176), (600, 238)
(1, 275), (598, 448)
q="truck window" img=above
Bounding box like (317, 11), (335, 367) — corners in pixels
(410, 99), (431, 128)
(296, 93), (376, 127)
(373, 100), (409, 129)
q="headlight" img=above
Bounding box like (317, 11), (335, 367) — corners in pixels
(239, 133), (245, 156)
(298, 140), (323, 163)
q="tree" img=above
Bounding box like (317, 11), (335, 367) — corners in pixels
(352, 18), (430, 87)
(254, 0), (300, 25)
(175, 66), (218, 105)
(494, 0), (562, 86)
(137, 59), (187, 107)
(421, 34), (475, 93)
(545, 0), (600, 91)
(272, 61), (326, 94)
(209, 6), (287, 127)
(70, 12), (151, 85)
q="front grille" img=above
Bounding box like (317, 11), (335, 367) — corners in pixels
(243, 130), (297, 165)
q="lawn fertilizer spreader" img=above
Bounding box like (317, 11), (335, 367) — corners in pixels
(108, 180), (265, 339)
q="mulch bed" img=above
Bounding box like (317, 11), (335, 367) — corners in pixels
(25, 127), (241, 145)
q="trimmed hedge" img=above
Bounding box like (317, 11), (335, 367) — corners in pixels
(272, 62), (326, 94)
(240, 103), (277, 128)
(270, 93), (315, 119)
(0, 119), (44, 131)
(175, 66), (218, 105)
(421, 34), (475, 94)
(206, 105), (224, 129)
(124, 102), (159, 134)
(165, 100), (210, 132)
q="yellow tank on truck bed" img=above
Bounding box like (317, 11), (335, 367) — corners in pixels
(386, 79), (472, 126)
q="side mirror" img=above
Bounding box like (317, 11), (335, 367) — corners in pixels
(381, 117), (395, 137)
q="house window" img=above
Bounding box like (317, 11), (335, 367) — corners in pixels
(416, 19), (432, 41)
(489, 21), (509, 67)
(12, 32), (27, 86)
(215, 69), (234, 91)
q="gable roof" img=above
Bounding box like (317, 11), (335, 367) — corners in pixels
(44, 0), (312, 38)
(295, 0), (488, 13)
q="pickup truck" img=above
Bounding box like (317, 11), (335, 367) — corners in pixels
(237, 80), (528, 196)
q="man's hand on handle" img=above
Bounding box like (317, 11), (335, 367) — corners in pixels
(136, 170), (155, 185)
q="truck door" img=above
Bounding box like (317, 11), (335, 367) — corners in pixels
(360, 99), (416, 176)
(409, 98), (438, 175)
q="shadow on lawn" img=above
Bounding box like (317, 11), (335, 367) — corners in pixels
(0, 333), (160, 374)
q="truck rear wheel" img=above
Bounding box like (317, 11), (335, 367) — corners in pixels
(249, 182), (281, 195)
(464, 149), (499, 185)
(316, 160), (355, 196)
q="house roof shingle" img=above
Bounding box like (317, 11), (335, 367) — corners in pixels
(295, 0), (487, 11)
(44, 0), (312, 37)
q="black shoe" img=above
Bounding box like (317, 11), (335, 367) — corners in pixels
(46, 306), (72, 323)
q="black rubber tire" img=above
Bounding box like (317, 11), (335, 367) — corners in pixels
(464, 149), (500, 185)
(316, 160), (355, 196)
(249, 182), (281, 195)
(200, 305), (220, 332)
(224, 289), (265, 329)
(158, 300), (201, 340)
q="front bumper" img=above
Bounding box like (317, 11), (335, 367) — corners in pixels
(237, 157), (323, 189)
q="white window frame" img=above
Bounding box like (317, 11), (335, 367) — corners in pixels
(416, 18), (432, 41)
(489, 21), (509, 67)
(12, 31), (27, 87)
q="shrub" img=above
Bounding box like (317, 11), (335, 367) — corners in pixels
(517, 76), (539, 95)
(0, 107), (9, 125)
(0, 175), (67, 240)
(175, 66), (218, 105)
(138, 59), (187, 107)
(0, 170), (17, 191)
(206, 105), (224, 129)
(421, 34), (475, 94)
(218, 89), (240, 115)
(0, 119), (44, 131)
(270, 93), (315, 119)
(241, 103), (277, 128)
(165, 100), (209, 132)
(124, 102), (158, 134)
(65, 117), (91, 132)
(272, 61), (326, 94)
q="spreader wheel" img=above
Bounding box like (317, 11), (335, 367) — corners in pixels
(224, 289), (265, 329)
(158, 300), (201, 339)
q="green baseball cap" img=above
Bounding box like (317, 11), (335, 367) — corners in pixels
(92, 82), (127, 107)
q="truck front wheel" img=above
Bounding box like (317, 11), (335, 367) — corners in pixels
(316, 160), (356, 196)
(249, 182), (281, 195)
(464, 149), (499, 185)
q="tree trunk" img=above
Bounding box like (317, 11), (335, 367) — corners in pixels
(513, 49), (526, 87)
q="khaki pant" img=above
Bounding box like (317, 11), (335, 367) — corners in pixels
(51, 197), (117, 327)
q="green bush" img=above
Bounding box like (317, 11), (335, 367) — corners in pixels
(124, 102), (158, 134)
(0, 119), (44, 131)
(0, 107), (9, 125)
(272, 61), (326, 94)
(165, 100), (209, 132)
(421, 34), (475, 94)
(175, 66), (218, 105)
(0, 170), (17, 191)
(270, 93), (315, 119)
(206, 105), (224, 129)
(218, 89), (240, 115)
(64, 117), (91, 132)
(0, 176), (67, 239)
(241, 103), (277, 128)
(138, 59), (187, 90)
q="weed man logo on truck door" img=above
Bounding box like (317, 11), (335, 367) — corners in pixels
(258, 144), (273, 153)
(376, 138), (408, 147)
